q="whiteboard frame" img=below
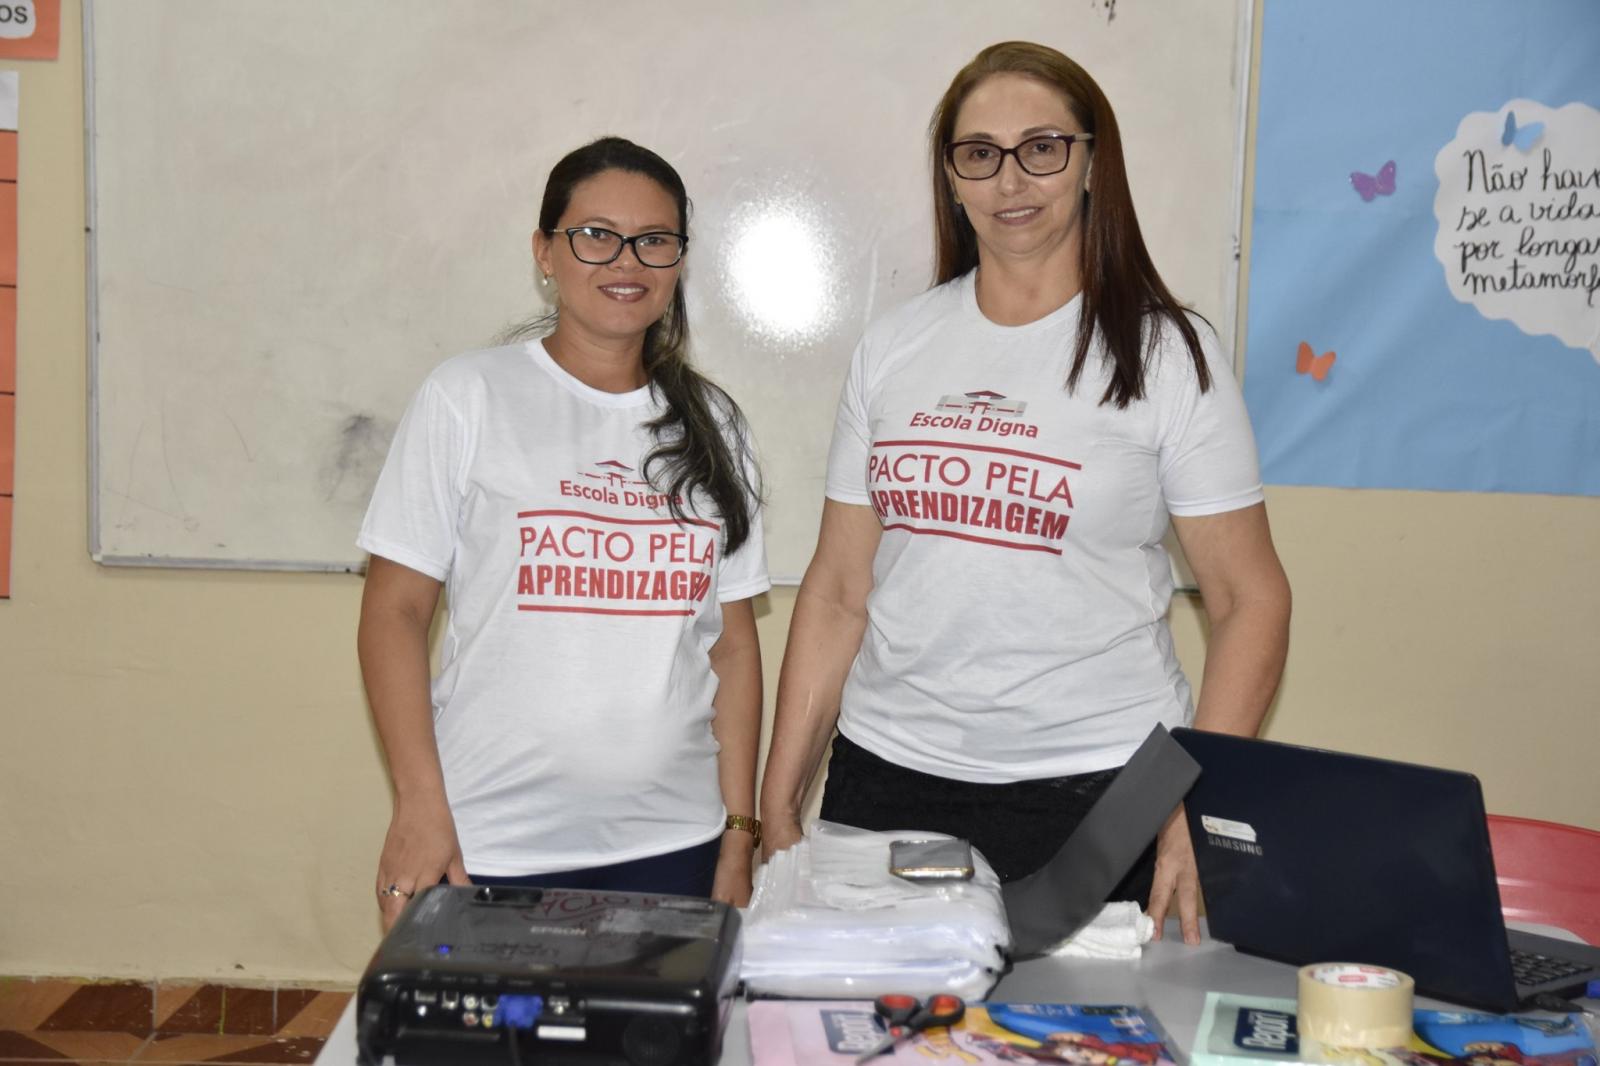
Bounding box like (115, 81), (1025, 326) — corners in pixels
(83, 0), (378, 574)
(81, 0), (1251, 583)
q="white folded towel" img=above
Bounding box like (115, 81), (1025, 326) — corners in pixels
(1047, 900), (1155, 959)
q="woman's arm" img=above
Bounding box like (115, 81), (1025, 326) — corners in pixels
(707, 597), (763, 906)
(357, 554), (470, 930)
(1173, 503), (1292, 736)
(758, 500), (882, 859)
(1148, 502), (1292, 942)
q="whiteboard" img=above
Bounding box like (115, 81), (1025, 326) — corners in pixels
(86, 0), (1249, 580)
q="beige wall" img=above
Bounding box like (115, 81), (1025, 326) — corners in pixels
(1, 3), (1595, 984)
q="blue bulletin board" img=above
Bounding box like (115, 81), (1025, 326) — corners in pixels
(1244, 0), (1600, 497)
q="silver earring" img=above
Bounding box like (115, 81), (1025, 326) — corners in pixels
(540, 274), (550, 287)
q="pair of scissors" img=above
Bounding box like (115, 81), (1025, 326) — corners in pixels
(854, 993), (965, 1063)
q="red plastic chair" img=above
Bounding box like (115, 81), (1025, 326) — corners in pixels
(1485, 814), (1600, 947)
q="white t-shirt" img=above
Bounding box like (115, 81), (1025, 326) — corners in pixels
(358, 340), (770, 875)
(825, 272), (1262, 783)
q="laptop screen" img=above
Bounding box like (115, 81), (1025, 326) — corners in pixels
(1171, 728), (1521, 1012)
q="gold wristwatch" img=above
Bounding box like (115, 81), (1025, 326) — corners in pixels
(725, 814), (762, 848)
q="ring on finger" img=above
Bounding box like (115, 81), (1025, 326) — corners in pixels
(379, 882), (414, 899)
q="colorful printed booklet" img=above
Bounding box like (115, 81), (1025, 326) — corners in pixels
(748, 1000), (1180, 1065)
(1191, 993), (1598, 1066)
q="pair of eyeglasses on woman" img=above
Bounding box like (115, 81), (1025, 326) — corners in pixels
(554, 225), (688, 268)
(945, 133), (1094, 180)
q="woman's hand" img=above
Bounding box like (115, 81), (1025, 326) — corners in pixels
(360, 555), (461, 931)
(1146, 804), (1201, 945)
(759, 501), (881, 860)
(375, 793), (470, 931)
(710, 834), (755, 907)
(759, 817), (805, 863)
(708, 597), (762, 908)
(1155, 505), (1290, 945)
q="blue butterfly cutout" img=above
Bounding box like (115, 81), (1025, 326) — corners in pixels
(1502, 110), (1545, 152)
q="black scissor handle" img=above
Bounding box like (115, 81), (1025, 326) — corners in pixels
(857, 994), (966, 1064)
(874, 993), (921, 1035)
(912, 994), (965, 1031)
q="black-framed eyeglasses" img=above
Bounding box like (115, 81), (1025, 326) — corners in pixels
(945, 133), (1094, 180)
(555, 225), (687, 268)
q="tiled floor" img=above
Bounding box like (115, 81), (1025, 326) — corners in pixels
(0, 979), (350, 1064)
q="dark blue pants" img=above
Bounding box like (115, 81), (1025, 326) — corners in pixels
(468, 836), (720, 897)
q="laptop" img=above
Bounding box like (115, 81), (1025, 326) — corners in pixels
(1171, 727), (1600, 1013)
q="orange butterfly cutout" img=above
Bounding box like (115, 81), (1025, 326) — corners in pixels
(1296, 341), (1336, 382)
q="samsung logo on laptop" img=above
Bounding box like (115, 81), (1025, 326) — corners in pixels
(1203, 814), (1263, 855)
(1206, 834), (1264, 856)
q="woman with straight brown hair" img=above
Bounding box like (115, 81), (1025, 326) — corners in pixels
(760, 43), (1290, 942)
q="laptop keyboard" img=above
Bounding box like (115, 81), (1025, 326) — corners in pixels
(1510, 947), (1591, 985)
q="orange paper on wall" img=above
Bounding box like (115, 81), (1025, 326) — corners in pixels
(0, 0), (60, 61)
(0, 129), (13, 397)
(0, 495), (11, 597)
(0, 392), (12, 496)
(0, 74), (13, 597)
(0, 181), (15, 286)
(0, 285), (13, 394)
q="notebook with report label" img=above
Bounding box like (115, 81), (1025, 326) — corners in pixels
(1171, 728), (1600, 1013)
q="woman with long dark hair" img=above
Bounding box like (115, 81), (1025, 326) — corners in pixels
(358, 137), (768, 928)
(760, 43), (1290, 942)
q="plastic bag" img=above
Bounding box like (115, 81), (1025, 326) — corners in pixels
(739, 821), (1011, 1000)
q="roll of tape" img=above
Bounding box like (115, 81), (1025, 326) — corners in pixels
(1297, 963), (1415, 1049)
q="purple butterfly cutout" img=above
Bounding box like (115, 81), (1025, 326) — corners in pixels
(1350, 160), (1397, 202)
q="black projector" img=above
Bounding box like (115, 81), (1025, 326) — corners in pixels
(356, 884), (741, 1066)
